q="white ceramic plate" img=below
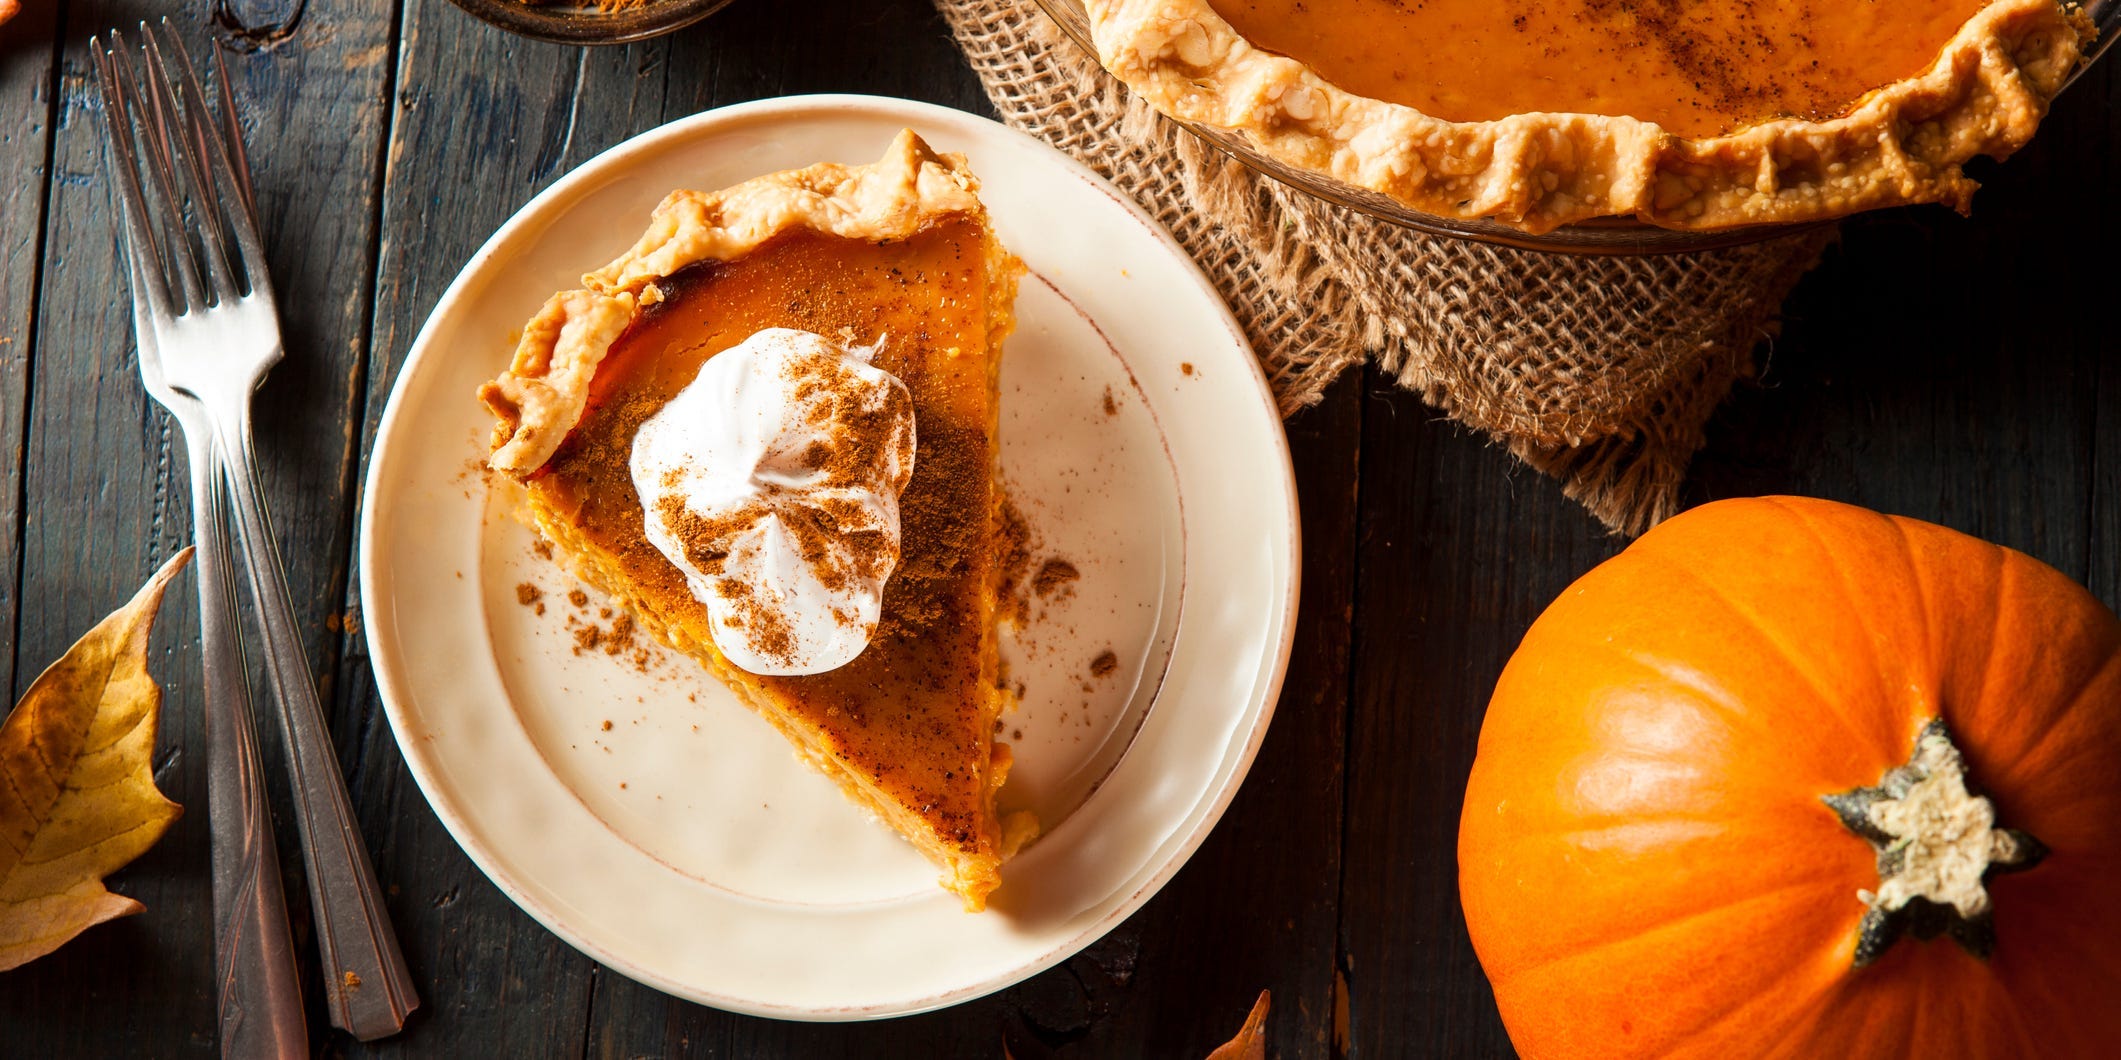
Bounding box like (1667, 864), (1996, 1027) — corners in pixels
(359, 95), (1298, 1020)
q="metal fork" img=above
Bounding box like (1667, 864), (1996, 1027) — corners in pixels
(92, 21), (419, 1043)
(92, 37), (306, 1058)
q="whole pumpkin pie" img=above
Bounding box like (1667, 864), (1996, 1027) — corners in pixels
(1085, 0), (2095, 231)
(478, 131), (1036, 911)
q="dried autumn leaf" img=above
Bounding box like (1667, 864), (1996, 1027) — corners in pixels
(1206, 990), (1270, 1060)
(0, 549), (191, 971)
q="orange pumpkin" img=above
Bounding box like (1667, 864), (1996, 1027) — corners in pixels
(1459, 496), (2121, 1058)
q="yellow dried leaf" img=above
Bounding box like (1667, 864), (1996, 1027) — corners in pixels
(0, 549), (190, 971)
(1206, 990), (1270, 1060)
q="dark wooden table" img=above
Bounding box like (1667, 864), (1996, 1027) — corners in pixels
(2, 1), (2115, 1056)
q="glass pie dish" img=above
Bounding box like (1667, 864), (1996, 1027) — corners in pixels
(1030, 0), (2121, 256)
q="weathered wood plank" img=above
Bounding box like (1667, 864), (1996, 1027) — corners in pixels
(652, 0), (992, 122)
(206, 6), (406, 1040)
(1338, 372), (1605, 1060)
(0, 0), (61, 730)
(0, 0), (397, 1053)
(0, 0), (51, 987)
(2090, 63), (2121, 615)
(1, 3), (222, 1051)
(2093, 328), (2117, 621)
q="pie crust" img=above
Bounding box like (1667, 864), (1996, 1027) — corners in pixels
(1084, 0), (2093, 232)
(479, 131), (1035, 911)
(482, 131), (990, 474)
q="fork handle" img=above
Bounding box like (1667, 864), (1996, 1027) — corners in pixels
(213, 411), (420, 1041)
(188, 430), (309, 1059)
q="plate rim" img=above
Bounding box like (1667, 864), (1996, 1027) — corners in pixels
(357, 92), (1302, 1020)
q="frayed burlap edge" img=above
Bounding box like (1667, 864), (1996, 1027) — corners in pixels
(936, 0), (1836, 534)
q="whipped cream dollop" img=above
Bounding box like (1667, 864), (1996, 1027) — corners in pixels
(630, 328), (916, 676)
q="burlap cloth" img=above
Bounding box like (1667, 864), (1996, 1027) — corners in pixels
(935, 0), (1838, 534)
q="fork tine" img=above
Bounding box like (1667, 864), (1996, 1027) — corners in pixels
(123, 249), (178, 397)
(142, 24), (242, 308)
(152, 19), (272, 306)
(117, 30), (210, 314)
(208, 44), (257, 221)
(91, 32), (178, 324)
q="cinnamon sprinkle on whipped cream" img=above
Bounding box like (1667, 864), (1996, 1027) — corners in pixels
(629, 328), (916, 676)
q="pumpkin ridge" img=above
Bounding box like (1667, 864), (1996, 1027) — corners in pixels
(1495, 872), (1851, 983)
(2037, 907), (2121, 996)
(1773, 503), (1917, 732)
(1980, 621), (2121, 788)
(1526, 626), (1782, 740)
(1992, 969), (2056, 1060)
(1970, 548), (2022, 741)
(1954, 549), (2121, 797)
(1884, 515), (1942, 676)
(1539, 820), (1725, 852)
(1516, 813), (1760, 839)
(1980, 725), (2121, 832)
(1628, 549), (1870, 746)
(1755, 991), (1847, 1060)
(1503, 883), (1844, 1053)
(1654, 960), (1828, 1059)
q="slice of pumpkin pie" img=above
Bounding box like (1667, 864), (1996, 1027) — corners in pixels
(478, 131), (1036, 910)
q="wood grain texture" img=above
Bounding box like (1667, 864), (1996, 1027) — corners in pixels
(2072, 60), (2121, 618)
(1338, 371), (1608, 1059)
(2090, 57), (2120, 618)
(204, 6), (403, 1043)
(3, 3), (223, 1050)
(0, 0), (396, 1053)
(6, 0), (2117, 1055)
(0, 0), (60, 726)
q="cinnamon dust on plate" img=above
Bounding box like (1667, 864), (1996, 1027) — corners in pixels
(995, 498), (1035, 627)
(1090, 649), (1118, 678)
(511, 572), (650, 671)
(1031, 559), (1079, 600)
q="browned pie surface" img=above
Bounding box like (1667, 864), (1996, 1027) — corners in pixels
(528, 218), (1001, 853)
(1207, 0), (1991, 138)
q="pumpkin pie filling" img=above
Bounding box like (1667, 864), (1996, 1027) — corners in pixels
(1208, 0), (1991, 139)
(1087, 0), (2092, 230)
(535, 221), (1005, 848)
(479, 133), (1034, 910)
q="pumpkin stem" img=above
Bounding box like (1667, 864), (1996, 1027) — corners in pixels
(1822, 719), (2046, 967)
